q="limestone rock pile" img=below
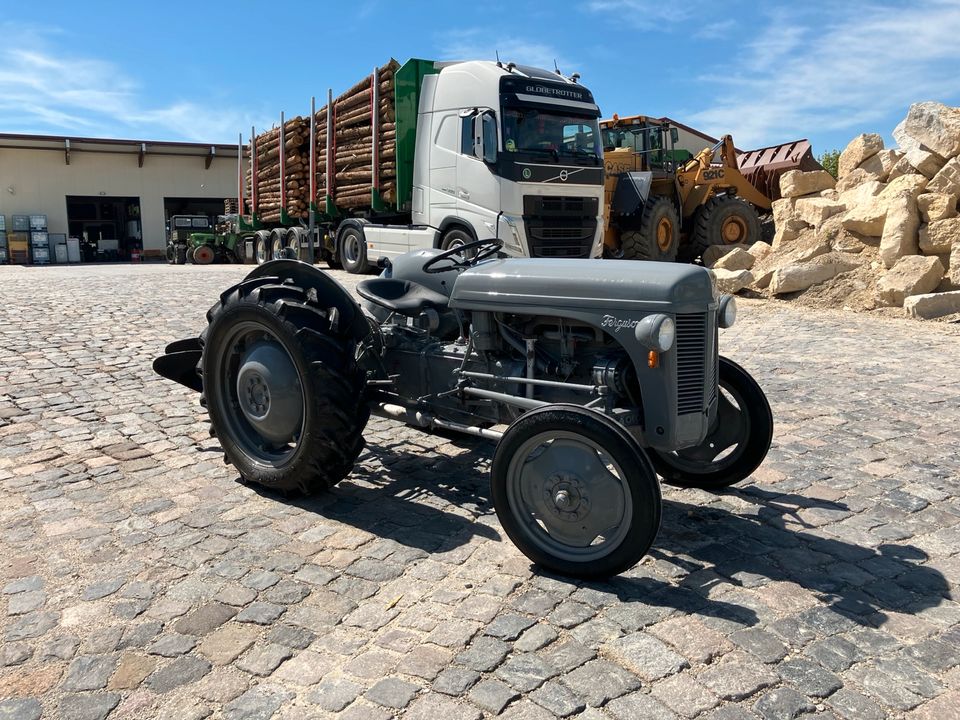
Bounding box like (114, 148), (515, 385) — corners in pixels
(708, 101), (960, 319)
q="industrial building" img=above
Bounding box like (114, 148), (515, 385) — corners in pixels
(0, 133), (244, 262)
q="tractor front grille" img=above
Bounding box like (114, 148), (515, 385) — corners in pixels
(522, 195), (598, 258)
(676, 312), (707, 415)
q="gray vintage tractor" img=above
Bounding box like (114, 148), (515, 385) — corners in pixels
(154, 239), (772, 578)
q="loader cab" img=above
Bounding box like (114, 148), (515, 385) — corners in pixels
(601, 119), (681, 175)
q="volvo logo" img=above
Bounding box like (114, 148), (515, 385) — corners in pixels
(559, 170), (569, 182)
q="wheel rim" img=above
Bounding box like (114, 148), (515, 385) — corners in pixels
(256, 240), (267, 264)
(213, 321), (304, 467)
(505, 431), (633, 562)
(342, 233), (361, 265)
(656, 218), (674, 251)
(195, 246), (214, 264)
(287, 238), (300, 259)
(722, 215), (748, 244)
(271, 239), (283, 260)
(661, 376), (750, 473)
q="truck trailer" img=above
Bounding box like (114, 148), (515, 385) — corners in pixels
(235, 58), (606, 272)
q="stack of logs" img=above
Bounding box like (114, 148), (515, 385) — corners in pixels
(248, 117), (311, 222)
(315, 60), (399, 208)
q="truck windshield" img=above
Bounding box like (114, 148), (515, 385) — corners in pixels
(502, 108), (600, 160)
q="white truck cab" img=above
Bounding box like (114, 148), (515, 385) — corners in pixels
(411, 61), (605, 259)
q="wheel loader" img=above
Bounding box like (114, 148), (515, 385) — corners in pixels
(601, 115), (775, 262)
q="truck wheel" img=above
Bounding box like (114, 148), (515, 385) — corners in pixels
(650, 357), (773, 489)
(687, 195), (761, 262)
(194, 245), (215, 265)
(441, 228), (473, 254)
(201, 278), (369, 494)
(270, 230), (285, 261)
(491, 404), (661, 579)
(621, 196), (679, 262)
(285, 228), (302, 260)
(339, 227), (368, 274)
(254, 231), (270, 265)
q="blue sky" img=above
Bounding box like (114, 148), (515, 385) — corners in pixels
(2, 1), (960, 157)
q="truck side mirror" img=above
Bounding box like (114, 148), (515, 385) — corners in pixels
(481, 112), (498, 165)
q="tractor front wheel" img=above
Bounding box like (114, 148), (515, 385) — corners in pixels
(620, 196), (680, 262)
(649, 357), (773, 489)
(201, 278), (369, 494)
(491, 404), (661, 578)
(193, 245), (215, 265)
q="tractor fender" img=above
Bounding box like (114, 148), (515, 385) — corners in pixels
(243, 259), (369, 341)
(611, 171), (653, 217)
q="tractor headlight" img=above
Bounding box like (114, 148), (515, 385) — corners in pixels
(718, 294), (737, 328)
(635, 314), (675, 352)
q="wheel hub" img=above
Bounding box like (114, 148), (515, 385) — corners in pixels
(236, 341), (303, 444)
(543, 473), (590, 521)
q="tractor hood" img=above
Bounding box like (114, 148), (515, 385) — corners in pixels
(449, 258), (715, 315)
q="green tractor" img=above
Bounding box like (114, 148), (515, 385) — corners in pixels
(166, 215), (213, 264)
(183, 215), (252, 265)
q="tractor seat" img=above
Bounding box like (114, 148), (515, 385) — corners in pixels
(356, 278), (450, 317)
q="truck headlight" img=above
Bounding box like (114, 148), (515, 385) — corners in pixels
(718, 295), (737, 328)
(635, 314), (675, 352)
(501, 216), (524, 255)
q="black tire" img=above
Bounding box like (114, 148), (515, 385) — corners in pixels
(254, 231), (270, 265)
(686, 195), (761, 262)
(440, 228), (473, 253)
(650, 356), (773, 489)
(166, 244), (176, 264)
(325, 251), (342, 270)
(621, 196), (680, 262)
(270, 230), (285, 262)
(285, 228), (302, 260)
(175, 245), (187, 265)
(339, 226), (368, 274)
(491, 404), (661, 579)
(201, 278), (369, 494)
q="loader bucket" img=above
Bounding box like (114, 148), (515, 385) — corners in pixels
(737, 139), (823, 203)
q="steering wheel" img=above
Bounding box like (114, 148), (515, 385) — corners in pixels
(422, 237), (504, 274)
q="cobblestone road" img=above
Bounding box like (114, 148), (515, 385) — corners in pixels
(0, 263), (958, 720)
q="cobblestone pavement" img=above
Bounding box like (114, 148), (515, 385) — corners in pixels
(0, 262), (958, 720)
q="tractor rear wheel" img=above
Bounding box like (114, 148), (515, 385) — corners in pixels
(620, 196), (679, 262)
(194, 245), (215, 265)
(687, 195), (761, 262)
(201, 278), (369, 494)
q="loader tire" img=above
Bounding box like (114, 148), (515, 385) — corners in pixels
(686, 195), (761, 262)
(201, 278), (369, 495)
(620, 196), (680, 262)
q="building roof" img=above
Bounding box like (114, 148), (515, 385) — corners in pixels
(0, 132), (245, 162)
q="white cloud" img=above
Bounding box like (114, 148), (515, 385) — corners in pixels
(0, 22), (267, 142)
(437, 29), (575, 74)
(584, 0), (704, 28)
(683, 1), (960, 149)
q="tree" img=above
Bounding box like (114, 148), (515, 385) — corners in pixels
(818, 149), (840, 178)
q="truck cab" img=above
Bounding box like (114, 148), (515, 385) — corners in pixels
(412, 62), (605, 259)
